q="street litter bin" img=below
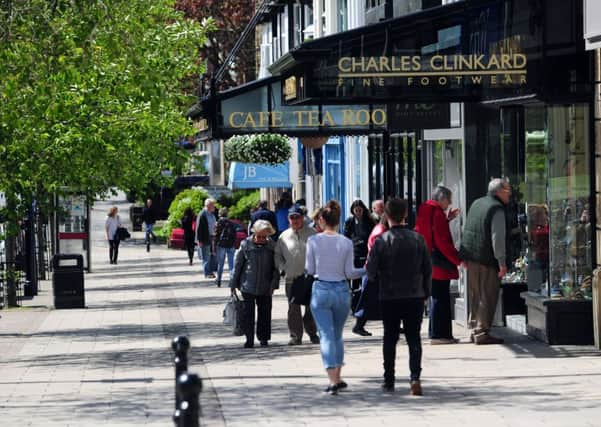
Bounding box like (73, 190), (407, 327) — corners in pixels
(130, 205), (144, 231)
(52, 254), (85, 309)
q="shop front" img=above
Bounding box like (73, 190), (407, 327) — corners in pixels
(191, 0), (595, 344)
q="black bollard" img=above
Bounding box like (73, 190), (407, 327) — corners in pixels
(171, 336), (190, 413)
(176, 373), (202, 427)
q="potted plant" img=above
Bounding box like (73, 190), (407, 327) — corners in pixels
(224, 133), (292, 165)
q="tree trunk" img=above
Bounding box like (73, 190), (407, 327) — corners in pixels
(5, 232), (18, 307)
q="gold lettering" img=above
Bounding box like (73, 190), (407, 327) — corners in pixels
(455, 76), (463, 84)
(501, 54), (511, 69)
(228, 112), (244, 128)
(503, 74), (513, 84)
(431, 55), (443, 71)
(338, 78), (344, 87)
(363, 78), (371, 86)
(459, 55), (473, 70)
(488, 55), (500, 69)
(243, 113), (257, 128)
(379, 57), (391, 72)
(401, 56), (411, 71)
(443, 56), (453, 71)
(412, 56), (421, 71)
(307, 111), (319, 126)
(438, 76), (447, 85)
(471, 75), (482, 84)
(294, 111), (305, 126)
(356, 110), (370, 126)
(514, 54), (527, 69)
(352, 57), (365, 72)
(491, 75), (497, 85)
(372, 109), (386, 125)
(407, 77), (414, 85)
(421, 77), (430, 85)
(338, 57), (351, 72)
(378, 78), (385, 86)
(322, 111), (335, 126)
(520, 75), (527, 84)
(366, 57), (379, 72)
(343, 109), (354, 125)
(271, 111), (283, 127)
(391, 56), (401, 71)
(474, 55), (485, 69)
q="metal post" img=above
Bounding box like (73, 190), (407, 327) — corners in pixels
(176, 373), (202, 427)
(171, 336), (190, 413)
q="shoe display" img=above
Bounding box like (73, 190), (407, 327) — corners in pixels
(352, 328), (372, 337)
(381, 383), (394, 393)
(474, 334), (504, 345)
(260, 340), (268, 346)
(410, 380), (422, 396)
(309, 335), (320, 344)
(288, 338), (302, 346)
(430, 338), (460, 345)
(324, 384), (339, 395)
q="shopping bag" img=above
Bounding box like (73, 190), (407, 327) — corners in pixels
(289, 274), (314, 306)
(223, 293), (244, 336)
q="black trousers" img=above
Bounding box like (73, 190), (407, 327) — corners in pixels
(241, 292), (272, 344)
(109, 240), (120, 263)
(184, 239), (195, 263)
(381, 298), (424, 384)
(429, 279), (454, 339)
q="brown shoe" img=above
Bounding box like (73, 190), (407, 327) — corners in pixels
(430, 338), (459, 345)
(474, 333), (504, 345)
(410, 380), (422, 396)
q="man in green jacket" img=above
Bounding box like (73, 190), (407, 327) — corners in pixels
(459, 178), (512, 345)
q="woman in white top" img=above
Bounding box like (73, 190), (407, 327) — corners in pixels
(105, 206), (121, 264)
(306, 200), (365, 395)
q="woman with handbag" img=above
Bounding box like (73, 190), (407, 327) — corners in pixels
(306, 200), (365, 395)
(105, 206), (122, 265)
(230, 220), (280, 348)
(414, 185), (461, 345)
(343, 199), (375, 336)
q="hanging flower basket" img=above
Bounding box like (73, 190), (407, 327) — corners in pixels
(224, 133), (292, 165)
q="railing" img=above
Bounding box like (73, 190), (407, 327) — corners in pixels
(0, 262), (25, 308)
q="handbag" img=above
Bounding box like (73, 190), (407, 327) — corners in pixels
(115, 227), (131, 241)
(223, 292), (245, 336)
(289, 274), (314, 306)
(429, 208), (456, 271)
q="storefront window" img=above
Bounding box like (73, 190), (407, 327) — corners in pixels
(521, 105), (592, 299)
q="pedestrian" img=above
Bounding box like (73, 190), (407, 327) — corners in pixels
(343, 199), (375, 336)
(213, 207), (237, 288)
(415, 185), (461, 345)
(310, 207), (325, 233)
(143, 198), (156, 252)
(230, 220), (280, 348)
(105, 206), (122, 265)
(459, 178), (512, 345)
(275, 205), (319, 346)
(275, 191), (294, 234)
(196, 198), (217, 279)
(249, 200), (278, 234)
(366, 198), (431, 396)
(371, 199), (385, 223)
(181, 207), (196, 266)
(306, 200), (365, 395)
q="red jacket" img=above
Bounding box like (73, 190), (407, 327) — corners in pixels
(414, 200), (459, 280)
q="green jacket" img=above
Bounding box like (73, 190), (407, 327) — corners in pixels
(459, 195), (505, 268)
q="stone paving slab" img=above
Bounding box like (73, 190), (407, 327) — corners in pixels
(1, 196), (601, 426)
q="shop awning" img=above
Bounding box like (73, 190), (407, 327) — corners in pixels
(228, 162), (291, 189)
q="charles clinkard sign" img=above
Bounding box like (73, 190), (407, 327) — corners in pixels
(336, 53), (528, 87)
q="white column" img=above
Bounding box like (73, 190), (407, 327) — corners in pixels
(314, 0), (323, 38)
(324, 0), (337, 35)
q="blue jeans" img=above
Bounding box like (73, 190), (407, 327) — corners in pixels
(145, 223), (155, 244)
(310, 280), (351, 369)
(199, 244), (213, 277)
(216, 246), (235, 282)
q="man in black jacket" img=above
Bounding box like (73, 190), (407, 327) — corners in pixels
(367, 198), (431, 396)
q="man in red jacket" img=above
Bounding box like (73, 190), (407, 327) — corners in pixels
(415, 186), (461, 345)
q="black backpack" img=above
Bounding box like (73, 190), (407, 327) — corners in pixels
(217, 220), (236, 248)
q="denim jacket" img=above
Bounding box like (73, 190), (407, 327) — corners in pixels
(231, 237), (279, 296)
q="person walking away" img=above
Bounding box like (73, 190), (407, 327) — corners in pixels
(196, 198), (217, 279)
(213, 207), (237, 287)
(230, 220), (279, 348)
(367, 198), (431, 395)
(105, 206), (122, 264)
(306, 200), (365, 395)
(459, 178), (512, 345)
(415, 186), (461, 345)
(143, 198), (156, 252)
(181, 207), (196, 266)
(343, 199), (375, 336)
(275, 191), (294, 235)
(249, 200), (278, 235)
(275, 205), (319, 346)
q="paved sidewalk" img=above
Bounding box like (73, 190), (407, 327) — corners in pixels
(1, 196), (601, 426)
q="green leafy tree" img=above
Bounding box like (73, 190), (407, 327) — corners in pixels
(0, 0), (215, 305)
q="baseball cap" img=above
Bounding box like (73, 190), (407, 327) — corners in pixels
(288, 205), (304, 217)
